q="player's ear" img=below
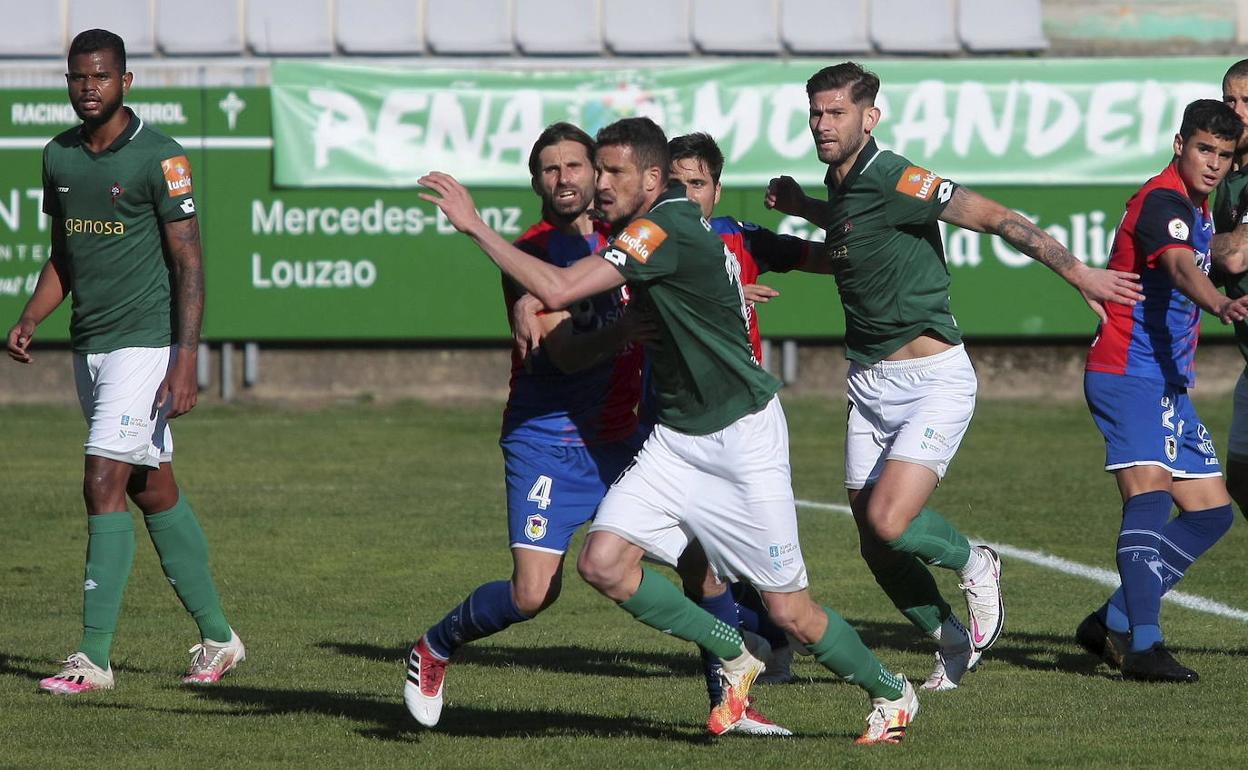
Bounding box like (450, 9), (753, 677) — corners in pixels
(864, 105), (881, 134)
(122, 71), (132, 96)
(1172, 133), (1183, 157)
(713, 182), (722, 208)
(646, 166), (662, 192)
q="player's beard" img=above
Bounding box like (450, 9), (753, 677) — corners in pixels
(817, 131), (866, 167)
(73, 91), (123, 127)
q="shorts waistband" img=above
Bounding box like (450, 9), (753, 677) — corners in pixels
(860, 343), (967, 375)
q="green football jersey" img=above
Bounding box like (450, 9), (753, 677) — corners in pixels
(603, 184), (780, 435)
(821, 138), (962, 365)
(42, 108), (197, 354)
(1213, 166), (1248, 365)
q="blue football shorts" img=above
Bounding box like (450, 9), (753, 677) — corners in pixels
(501, 434), (644, 554)
(1084, 370), (1220, 477)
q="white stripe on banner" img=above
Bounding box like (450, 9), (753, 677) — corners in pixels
(0, 136), (273, 150)
(795, 498), (1248, 623)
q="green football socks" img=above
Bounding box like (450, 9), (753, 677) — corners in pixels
(885, 506), (972, 570)
(866, 552), (950, 635)
(618, 567), (744, 660)
(808, 606), (906, 700)
(78, 511), (136, 669)
(144, 494), (232, 643)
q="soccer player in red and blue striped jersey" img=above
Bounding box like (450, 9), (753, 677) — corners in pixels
(1078, 100), (1248, 682)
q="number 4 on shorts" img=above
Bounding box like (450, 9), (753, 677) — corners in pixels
(527, 475), (553, 510)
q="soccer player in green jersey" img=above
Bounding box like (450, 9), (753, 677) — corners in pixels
(765, 62), (1144, 690)
(420, 118), (918, 745)
(1211, 58), (1248, 519)
(5, 29), (243, 694)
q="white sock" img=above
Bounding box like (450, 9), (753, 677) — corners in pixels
(959, 547), (988, 582)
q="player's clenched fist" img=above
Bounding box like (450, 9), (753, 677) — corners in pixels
(765, 175), (806, 216)
(1219, 294), (1248, 324)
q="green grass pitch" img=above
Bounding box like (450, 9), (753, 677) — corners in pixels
(2, 396), (1247, 769)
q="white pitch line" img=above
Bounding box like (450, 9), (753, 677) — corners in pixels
(795, 498), (1248, 623)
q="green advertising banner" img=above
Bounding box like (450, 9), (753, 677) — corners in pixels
(270, 57), (1229, 188)
(0, 59), (1238, 343)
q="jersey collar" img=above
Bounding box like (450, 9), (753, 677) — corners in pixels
(75, 107), (142, 155)
(823, 137), (880, 193)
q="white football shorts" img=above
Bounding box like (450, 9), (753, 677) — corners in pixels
(588, 395), (809, 593)
(1228, 367), (1248, 462)
(73, 346), (175, 469)
(844, 343), (977, 490)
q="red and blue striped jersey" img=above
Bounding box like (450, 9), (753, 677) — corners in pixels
(709, 216), (808, 361)
(1086, 163), (1212, 387)
(501, 219), (643, 446)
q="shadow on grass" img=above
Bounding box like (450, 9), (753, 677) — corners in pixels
(184, 684), (709, 743)
(318, 641), (701, 678)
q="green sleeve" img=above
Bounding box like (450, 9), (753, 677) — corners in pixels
(876, 152), (957, 227)
(41, 147), (61, 218)
(151, 144), (197, 224)
(602, 214), (678, 283)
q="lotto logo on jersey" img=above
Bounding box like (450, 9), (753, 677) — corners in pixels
(614, 218), (667, 263)
(895, 165), (943, 201)
(161, 155), (193, 197)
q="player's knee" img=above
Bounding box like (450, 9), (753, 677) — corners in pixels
(866, 508), (909, 543)
(512, 573), (562, 616)
(576, 546), (621, 592)
(82, 471), (126, 514)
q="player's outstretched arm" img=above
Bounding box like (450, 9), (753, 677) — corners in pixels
(1158, 247), (1248, 323)
(158, 216), (203, 418)
(6, 223), (70, 364)
(419, 171), (623, 308)
(940, 186), (1144, 323)
(765, 176), (835, 229)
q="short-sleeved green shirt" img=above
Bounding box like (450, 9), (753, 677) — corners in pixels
(42, 108), (197, 354)
(821, 138), (962, 365)
(602, 183), (780, 435)
(1213, 166), (1248, 365)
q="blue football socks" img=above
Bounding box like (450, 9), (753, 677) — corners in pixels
(1102, 501), (1234, 651)
(731, 582), (789, 650)
(1113, 490), (1171, 652)
(425, 579), (530, 659)
(696, 589), (740, 706)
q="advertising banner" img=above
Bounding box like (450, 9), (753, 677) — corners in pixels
(270, 57), (1230, 188)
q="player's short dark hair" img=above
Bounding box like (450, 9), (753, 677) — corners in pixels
(68, 29), (127, 73)
(668, 132), (724, 185)
(1179, 99), (1244, 143)
(1224, 59), (1248, 91)
(806, 62), (879, 105)
(596, 117), (669, 182)
(526, 122), (595, 179)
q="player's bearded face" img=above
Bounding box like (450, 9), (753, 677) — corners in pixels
(535, 140), (595, 220)
(594, 145), (649, 225)
(809, 89), (869, 167)
(66, 51), (128, 126)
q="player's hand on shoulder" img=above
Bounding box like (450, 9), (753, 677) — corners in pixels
(765, 176), (806, 216)
(743, 283), (780, 305)
(6, 319), (35, 364)
(418, 171), (482, 235)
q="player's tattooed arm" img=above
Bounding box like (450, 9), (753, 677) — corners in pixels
(6, 221), (70, 364)
(941, 186), (1143, 322)
(160, 216), (204, 417)
(1211, 228), (1248, 275)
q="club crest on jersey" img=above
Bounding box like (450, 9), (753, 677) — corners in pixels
(160, 155), (193, 197)
(109, 181), (123, 205)
(525, 514), (548, 541)
(614, 219), (667, 263)
(1168, 218), (1190, 241)
(896, 165), (942, 201)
